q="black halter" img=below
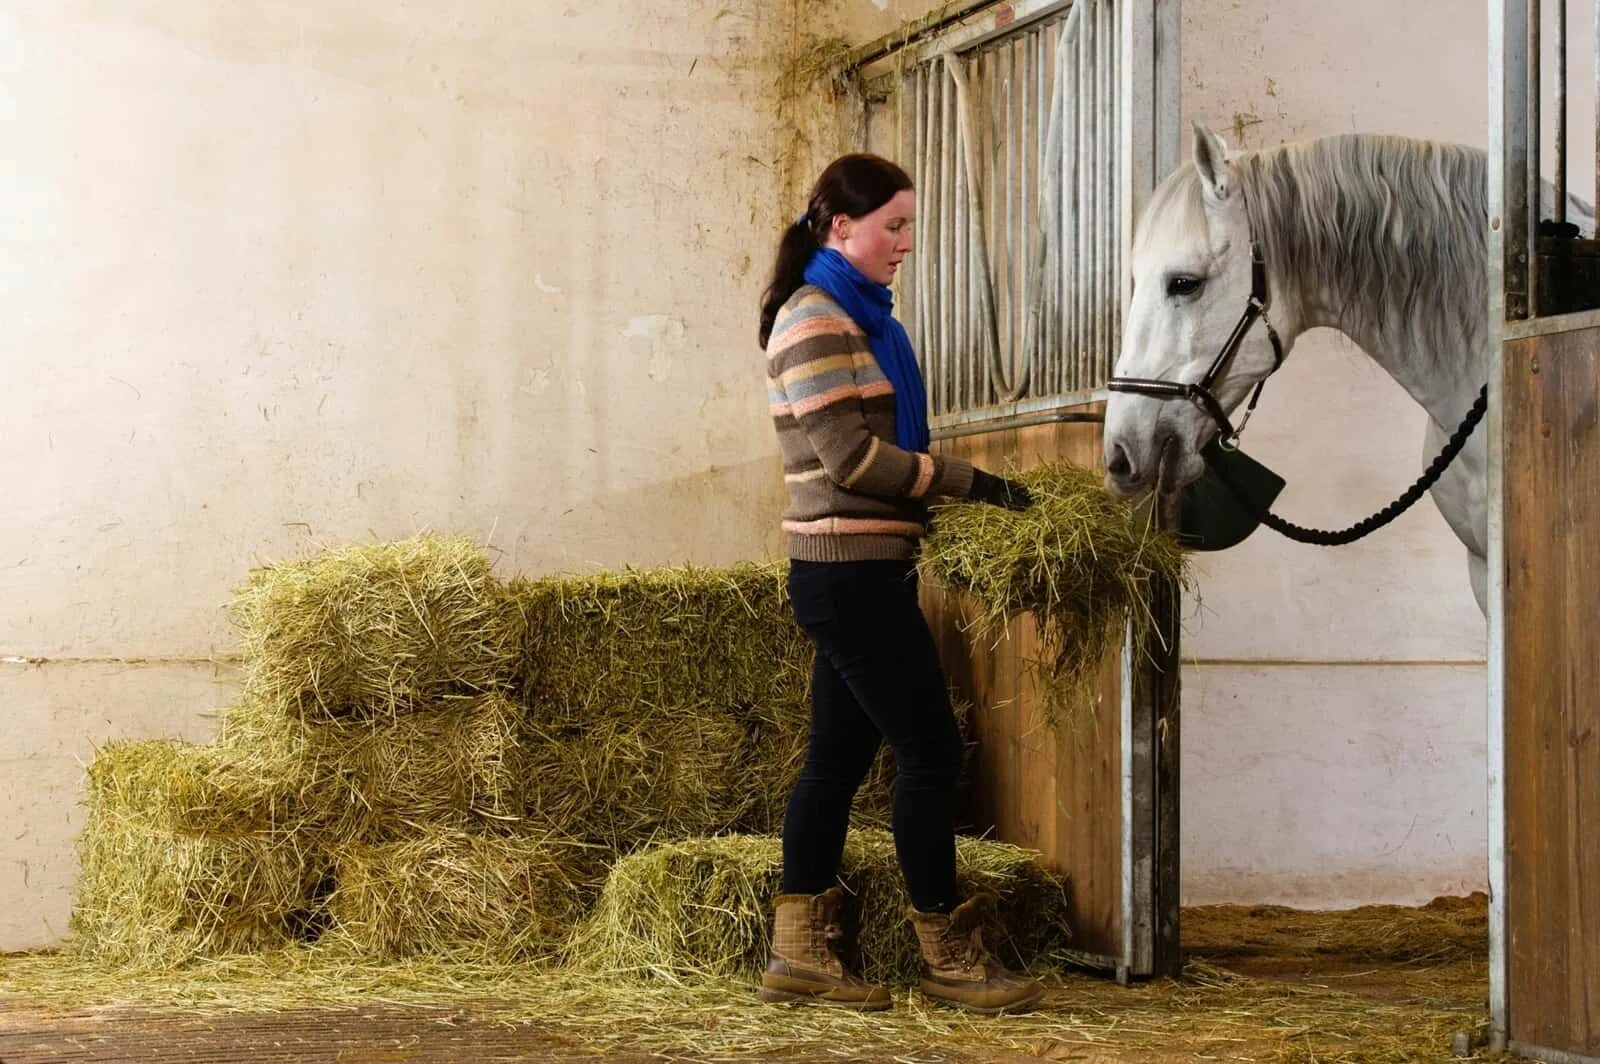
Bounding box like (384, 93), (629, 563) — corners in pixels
(1108, 241), (1286, 450)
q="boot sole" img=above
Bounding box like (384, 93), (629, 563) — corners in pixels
(758, 986), (893, 1011)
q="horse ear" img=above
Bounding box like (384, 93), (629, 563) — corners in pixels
(1191, 122), (1233, 202)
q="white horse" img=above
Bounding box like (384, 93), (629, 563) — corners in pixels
(1103, 123), (1594, 615)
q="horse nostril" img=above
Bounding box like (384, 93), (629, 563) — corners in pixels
(1106, 443), (1132, 479)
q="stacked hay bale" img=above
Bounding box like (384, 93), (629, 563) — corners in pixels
(505, 565), (900, 849)
(68, 481), (1170, 975)
(69, 537), (905, 965)
(71, 739), (328, 965)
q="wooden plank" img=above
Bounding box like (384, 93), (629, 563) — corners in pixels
(1503, 326), (1600, 1058)
(928, 412), (1127, 962)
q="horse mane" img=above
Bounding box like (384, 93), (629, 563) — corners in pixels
(1146, 134), (1492, 369)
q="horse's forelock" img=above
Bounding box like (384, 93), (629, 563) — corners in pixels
(1133, 166), (1208, 262)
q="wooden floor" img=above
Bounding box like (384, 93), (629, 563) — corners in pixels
(0, 1003), (655, 1064)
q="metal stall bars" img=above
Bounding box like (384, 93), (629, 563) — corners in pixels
(871, 0), (1126, 436)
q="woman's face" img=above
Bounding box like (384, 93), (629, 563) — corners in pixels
(828, 188), (915, 286)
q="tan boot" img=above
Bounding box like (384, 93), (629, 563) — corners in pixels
(908, 896), (1044, 1014)
(759, 887), (892, 1010)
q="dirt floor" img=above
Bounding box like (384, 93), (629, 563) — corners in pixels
(0, 897), (1492, 1063)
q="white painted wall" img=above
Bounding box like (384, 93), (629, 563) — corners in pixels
(0, 0), (797, 950)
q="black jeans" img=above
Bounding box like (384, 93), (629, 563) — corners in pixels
(781, 559), (964, 914)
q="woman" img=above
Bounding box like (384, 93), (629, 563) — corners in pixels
(758, 153), (1043, 1014)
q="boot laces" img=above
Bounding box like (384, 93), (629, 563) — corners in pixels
(942, 920), (985, 970)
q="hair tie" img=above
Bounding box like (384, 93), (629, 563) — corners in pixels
(795, 212), (811, 228)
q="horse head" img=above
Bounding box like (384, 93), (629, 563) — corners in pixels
(1103, 122), (1294, 498)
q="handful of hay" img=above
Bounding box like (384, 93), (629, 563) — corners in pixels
(569, 829), (1072, 987)
(921, 461), (1186, 718)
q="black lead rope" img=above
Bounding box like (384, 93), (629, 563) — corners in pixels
(1209, 385), (1489, 547)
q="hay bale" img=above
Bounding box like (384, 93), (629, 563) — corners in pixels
(83, 738), (305, 837)
(920, 462), (1187, 719)
(506, 562), (908, 845)
(219, 692), (533, 841)
(521, 710), (754, 851)
(508, 563), (810, 719)
(323, 829), (601, 961)
(230, 534), (524, 721)
(71, 741), (327, 964)
(569, 830), (1072, 986)
(520, 696), (931, 851)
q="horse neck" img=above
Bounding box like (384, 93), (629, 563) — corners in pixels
(1242, 140), (1490, 428)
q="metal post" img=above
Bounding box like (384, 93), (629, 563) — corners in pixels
(1555, 0), (1567, 225)
(1486, 0), (1526, 1048)
(1528, 0), (1543, 307)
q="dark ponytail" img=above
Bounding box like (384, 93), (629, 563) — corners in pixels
(758, 153), (913, 348)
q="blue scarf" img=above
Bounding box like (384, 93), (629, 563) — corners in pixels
(802, 248), (931, 453)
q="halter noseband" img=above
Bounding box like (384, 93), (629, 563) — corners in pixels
(1108, 237), (1286, 451)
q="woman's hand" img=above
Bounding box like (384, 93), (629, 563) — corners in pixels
(969, 469), (1034, 511)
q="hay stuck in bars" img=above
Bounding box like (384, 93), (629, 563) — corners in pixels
(230, 534), (524, 721)
(921, 461), (1187, 718)
(323, 829), (602, 962)
(570, 830), (1072, 987)
(218, 692), (533, 841)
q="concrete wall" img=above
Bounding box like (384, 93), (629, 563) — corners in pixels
(4, 0), (1587, 949)
(0, 0), (803, 949)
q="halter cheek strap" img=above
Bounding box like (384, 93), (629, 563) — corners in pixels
(1108, 239), (1286, 450)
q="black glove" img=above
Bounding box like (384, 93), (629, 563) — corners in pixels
(969, 469), (1034, 511)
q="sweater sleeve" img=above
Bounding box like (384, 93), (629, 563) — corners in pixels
(767, 304), (975, 502)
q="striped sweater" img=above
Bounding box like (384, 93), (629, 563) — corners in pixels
(766, 285), (976, 562)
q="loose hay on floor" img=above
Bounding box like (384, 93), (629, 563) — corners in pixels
(0, 901), (1491, 1063)
(568, 829), (1073, 987)
(230, 534), (525, 721)
(920, 462), (1187, 719)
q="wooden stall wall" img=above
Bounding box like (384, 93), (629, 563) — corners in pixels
(925, 412), (1126, 962)
(1503, 324), (1600, 1059)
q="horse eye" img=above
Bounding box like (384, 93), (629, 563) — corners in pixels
(1166, 275), (1204, 299)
